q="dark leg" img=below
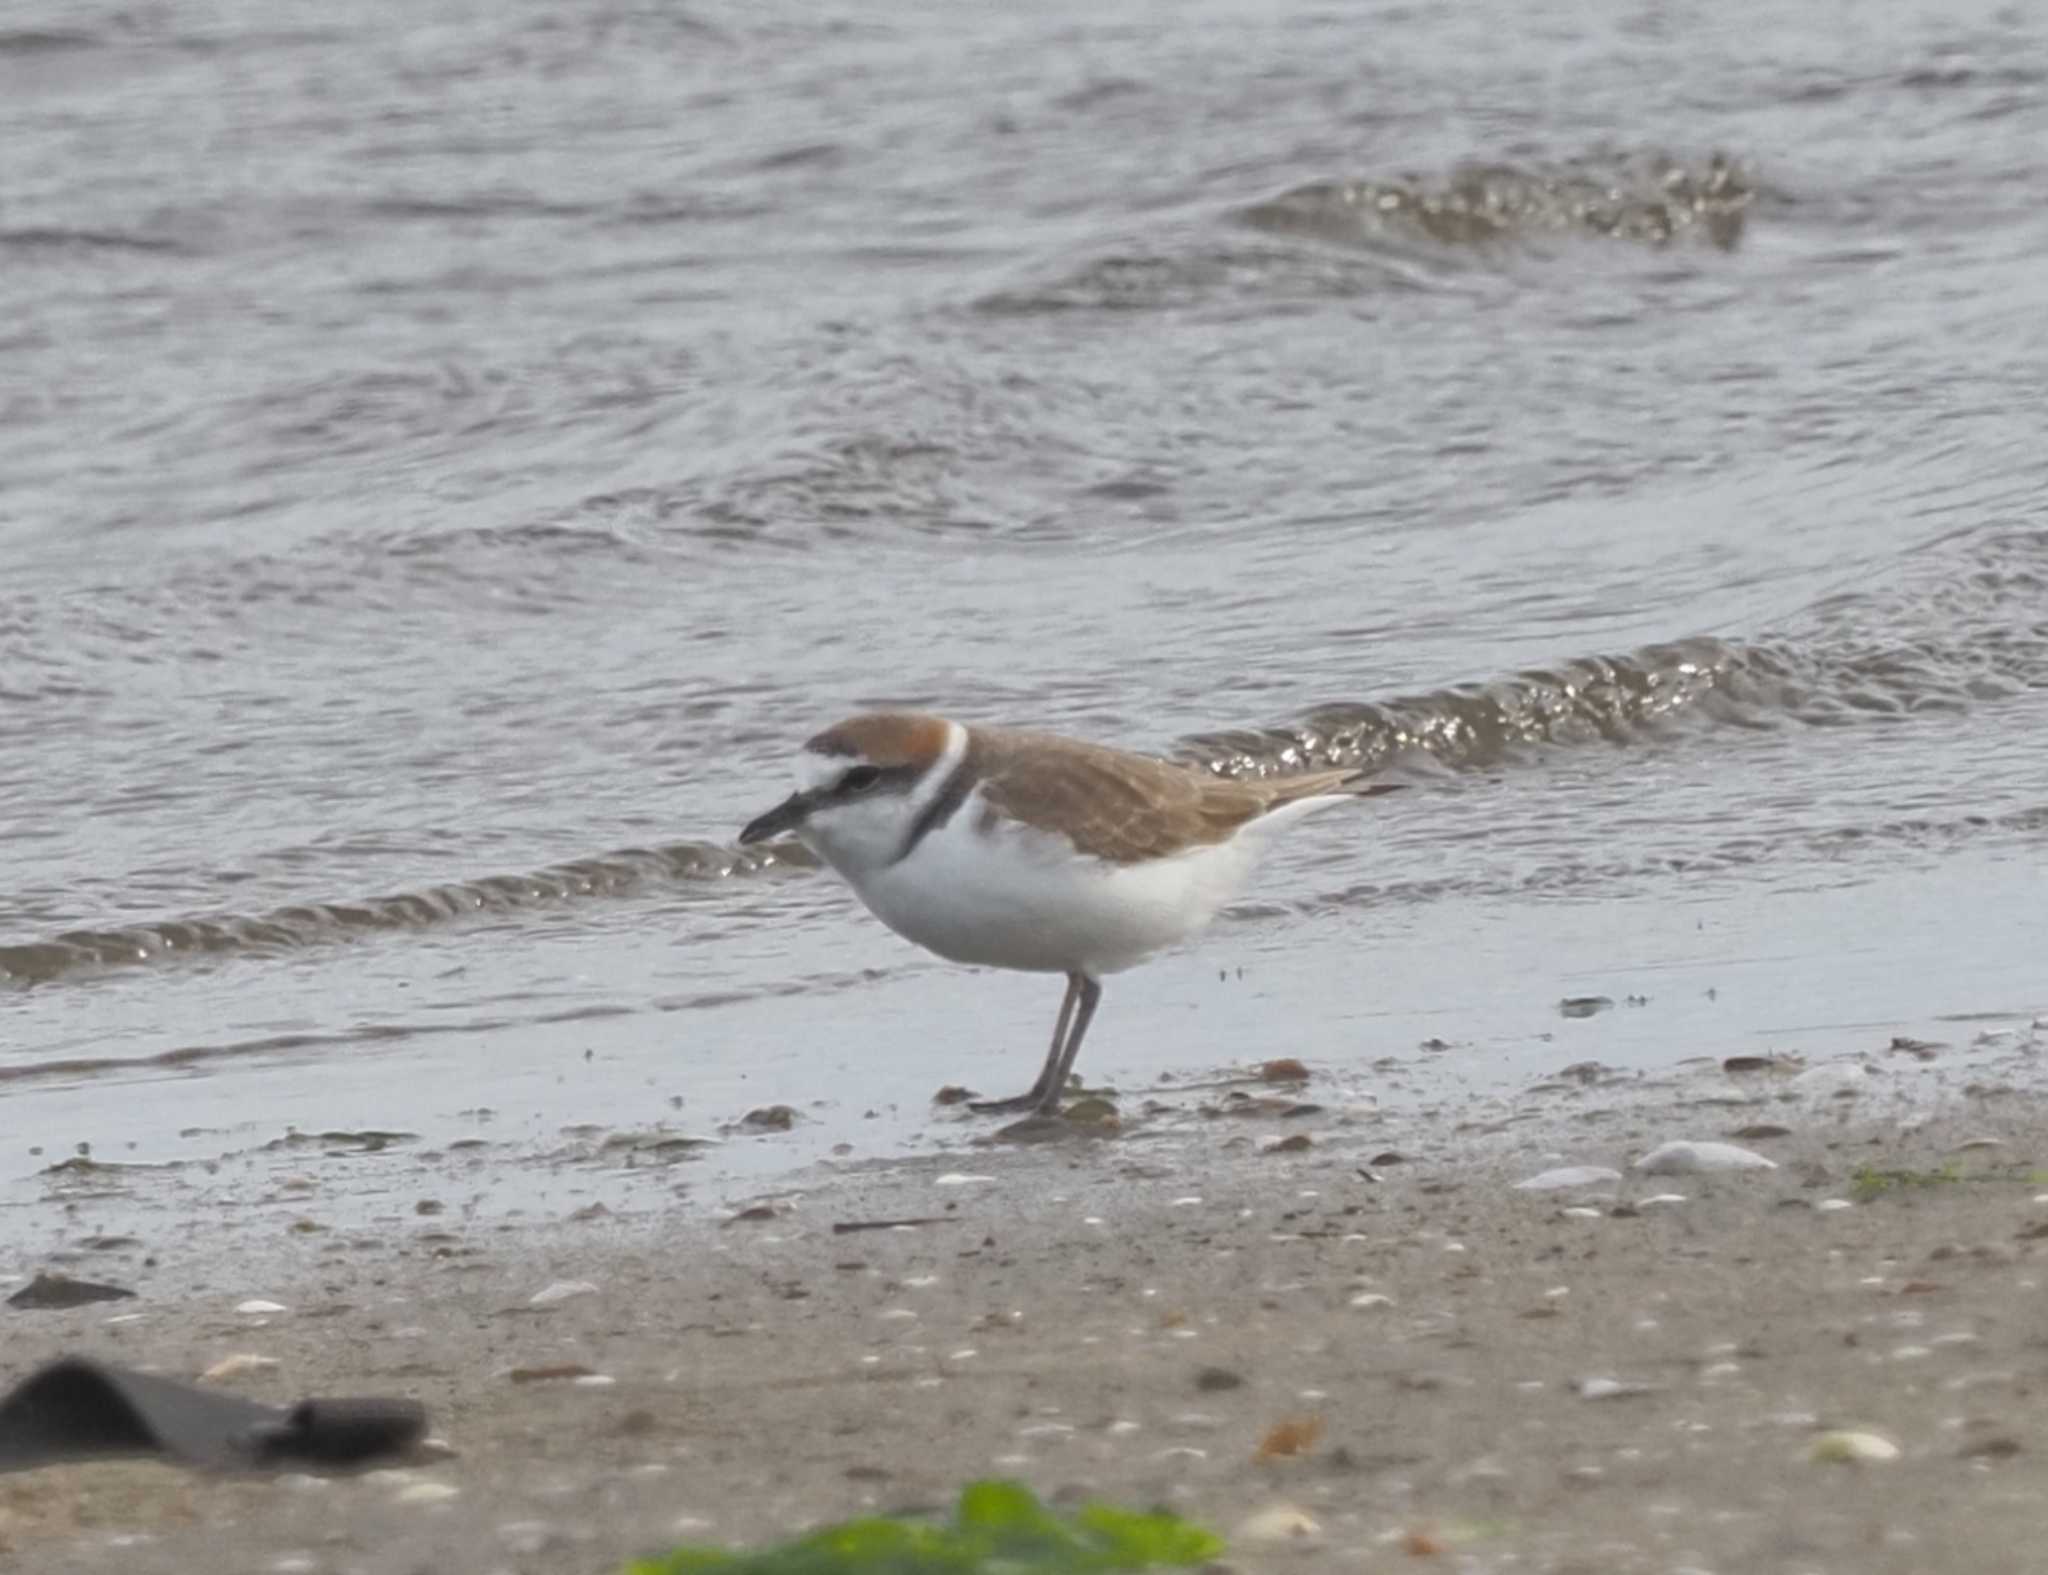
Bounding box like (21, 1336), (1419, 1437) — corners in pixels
(1032, 974), (1101, 1115)
(970, 973), (1083, 1115)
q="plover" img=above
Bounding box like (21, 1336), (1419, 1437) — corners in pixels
(739, 713), (1399, 1116)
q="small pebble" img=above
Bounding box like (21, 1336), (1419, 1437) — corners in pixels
(1514, 1165), (1624, 1192)
(394, 1481), (461, 1506)
(1236, 1503), (1321, 1542)
(528, 1280), (598, 1307)
(1578, 1377), (1658, 1401)
(235, 1299), (288, 1316)
(1635, 1141), (1777, 1175)
(1789, 1062), (1868, 1095)
(202, 1353), (280, 1383)
(1809, 1430), (1899, 1464)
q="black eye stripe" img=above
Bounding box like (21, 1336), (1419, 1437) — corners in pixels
(839, 763), (927, 795)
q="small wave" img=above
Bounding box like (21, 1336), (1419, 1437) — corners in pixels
(9, 528), (2038, 992)
(975, 151), (1759, 317)
(362, 194), (605, 223)
(1237, 152), (1761, 254)
(0, 28), (100, 54)
(1179, 637), (1762, 778)
(0, 839), (813, 989)
(689, 432), (978, 536)
(0, 227), (191, 256)
(1184, 525), (2048, 779)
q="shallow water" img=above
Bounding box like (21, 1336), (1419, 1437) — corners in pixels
(3, 0), (2045, 1205)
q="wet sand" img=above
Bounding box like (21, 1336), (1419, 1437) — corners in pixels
(5, 1033), (2046, 1575)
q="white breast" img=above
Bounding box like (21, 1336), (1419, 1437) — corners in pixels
(842, 790), (1261, 976)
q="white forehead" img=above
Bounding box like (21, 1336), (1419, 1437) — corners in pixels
(796, 747), (857, 795)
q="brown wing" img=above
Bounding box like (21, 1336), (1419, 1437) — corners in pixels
(971, 726), (1361, 865)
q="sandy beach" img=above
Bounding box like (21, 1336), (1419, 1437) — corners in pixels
(6, 1027), (2045, 1575)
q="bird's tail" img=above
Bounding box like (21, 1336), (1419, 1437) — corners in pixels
(1259, 768), (1407, 812)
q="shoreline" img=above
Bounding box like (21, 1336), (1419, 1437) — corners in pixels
(5, 1022), (2047, 1574)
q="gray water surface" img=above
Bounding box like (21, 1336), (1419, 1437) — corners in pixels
(4, 0), (2045, 1208)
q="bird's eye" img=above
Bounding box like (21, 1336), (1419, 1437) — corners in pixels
(839, 765), (883, 795)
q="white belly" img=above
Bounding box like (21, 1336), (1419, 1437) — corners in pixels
(840, 808), (1258, 976)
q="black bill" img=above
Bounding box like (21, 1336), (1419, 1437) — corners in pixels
(738, 792), (810, 845)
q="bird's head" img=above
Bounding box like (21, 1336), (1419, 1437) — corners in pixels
(739, 712), (964, 876)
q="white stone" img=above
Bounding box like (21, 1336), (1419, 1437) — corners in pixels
(1236, 1504), (1321, 1542)
(1809, 1430), (1899, 1464)
(1513, 1165), (1624, 1192)
(1578, 1376), (1656, 1400)
(1789, 1062), (1869, 1095)
(1634, 1141), (1777, 1175)
(528, 1280), (598, 1307)
(201, 1353), (280, 1382)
